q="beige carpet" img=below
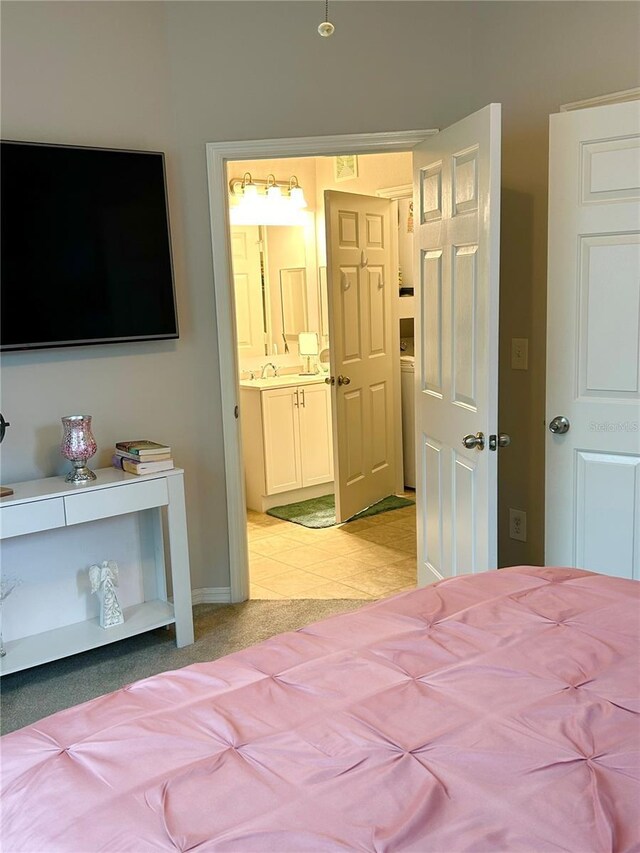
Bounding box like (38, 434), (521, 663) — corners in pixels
(0, 599), (369, 735)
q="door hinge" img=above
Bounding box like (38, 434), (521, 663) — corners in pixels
(234, 405), (239, 419)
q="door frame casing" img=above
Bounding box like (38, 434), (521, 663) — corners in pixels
(206, 129), (437, 602)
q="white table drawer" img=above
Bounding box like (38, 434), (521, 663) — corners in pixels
(0, 498), (66, 539)
(64, 478), (169, 525)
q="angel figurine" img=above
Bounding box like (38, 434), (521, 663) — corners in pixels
(89, 561), (124, 629)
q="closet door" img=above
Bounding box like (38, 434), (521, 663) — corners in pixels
(545, 100), (640, 578)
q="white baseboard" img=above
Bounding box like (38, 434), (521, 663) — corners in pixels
(191, 586), (232, 605)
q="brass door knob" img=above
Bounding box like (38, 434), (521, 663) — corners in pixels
(337, 375), (351, 386)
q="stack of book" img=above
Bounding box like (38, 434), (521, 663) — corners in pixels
(112, 441), (174, 475)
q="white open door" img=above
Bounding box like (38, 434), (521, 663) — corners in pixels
(325, 191), (398, 523)
(546, 100), (640, 579)
(413, 104), (502, 585)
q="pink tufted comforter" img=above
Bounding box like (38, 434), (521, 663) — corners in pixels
(1, 566), (639, 852)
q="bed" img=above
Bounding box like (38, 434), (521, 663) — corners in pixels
(1, 566), (638, 852)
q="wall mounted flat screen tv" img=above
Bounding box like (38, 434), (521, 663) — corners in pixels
(1, 141), (179, 352)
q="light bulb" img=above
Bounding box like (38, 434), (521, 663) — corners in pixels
(243, 182), (258, 201)
(289, 186), (307, 209)
(318, 21), (335, 37)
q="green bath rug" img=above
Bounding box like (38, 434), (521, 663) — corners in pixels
(266, 493), (414, 529)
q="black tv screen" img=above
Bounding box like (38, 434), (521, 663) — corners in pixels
(1, 141), (179, 351)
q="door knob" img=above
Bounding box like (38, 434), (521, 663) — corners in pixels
(549, 416), (570, 434)
(462, 432), (485, 451)
(489, 433), (511, 451)
(325, 376), (335, 385)
(337, 375), (351, 386)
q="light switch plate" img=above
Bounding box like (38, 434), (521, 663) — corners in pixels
(511, 338), (528, 370)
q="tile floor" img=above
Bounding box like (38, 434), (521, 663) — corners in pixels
(248, 499), (416, 600)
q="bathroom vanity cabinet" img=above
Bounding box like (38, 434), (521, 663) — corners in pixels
(240, 376), (333, 512)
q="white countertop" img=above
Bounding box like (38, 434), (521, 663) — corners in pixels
(239, 374), (329, 390)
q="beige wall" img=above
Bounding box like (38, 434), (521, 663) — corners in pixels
(1, 2), (638, 588)
(315, 152), (413, 200)
(0, 1), (227, 592)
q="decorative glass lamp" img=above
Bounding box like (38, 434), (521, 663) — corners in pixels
(60, 415), (97, 484)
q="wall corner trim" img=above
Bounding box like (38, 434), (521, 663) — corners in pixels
(560, 88), (640, 112)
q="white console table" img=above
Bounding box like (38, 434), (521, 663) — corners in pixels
(0, 467), (195, 676)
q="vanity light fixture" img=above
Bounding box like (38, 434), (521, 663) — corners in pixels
(288, 176), (307, 209)
(229, 173), (308, 225)
(266, 174), (282, 201)
(240, 172), (258, 201)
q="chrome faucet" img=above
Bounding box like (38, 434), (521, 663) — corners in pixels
(261, 362), (279, 378)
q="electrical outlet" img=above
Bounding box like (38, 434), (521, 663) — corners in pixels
(511, 338), (528, 370)
(509, 508), (527, 542)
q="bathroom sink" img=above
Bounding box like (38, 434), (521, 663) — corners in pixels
(239, 374), (327, 390)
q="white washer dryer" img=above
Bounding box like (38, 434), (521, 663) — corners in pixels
(400, 355), (416, 489)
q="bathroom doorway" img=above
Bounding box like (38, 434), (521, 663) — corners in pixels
(226, 152), (418, 600)
(208, 107), (504, 604)
(206, 128), (446, 605)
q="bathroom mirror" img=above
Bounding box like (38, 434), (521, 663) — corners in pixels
(230, 218), (320, 362)
(266, 226), (309, 350)
(318, 266), (329, 338)
(280, 268), (308, 340)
